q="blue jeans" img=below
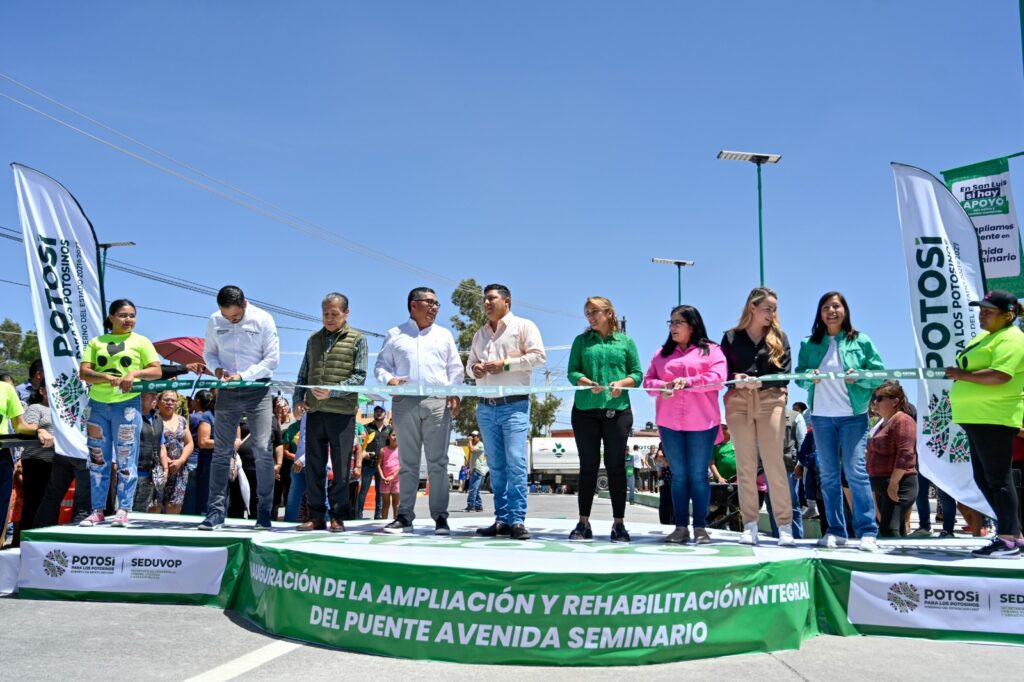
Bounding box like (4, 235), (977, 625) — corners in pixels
(810, 414), (878, 539)
(916, 473), (957, 533)
(285, 462), (306, 522)
(85, 396), (142, 512)
(476, 400), (530, 526)
(356, 466), (381, 519)
(627, 473), (636, 503)
(467, 470), (485, 510)
(767, 472), (805, 539)
(206, 387), (274, 525)
(658, 425), (718, 528)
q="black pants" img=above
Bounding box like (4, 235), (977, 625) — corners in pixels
(13, 459), (52, 545)
(962, 423), (1021, 536)
(272, 456), (292, 520)
(34, 453), (91, 527)
(1014, 460), (1024, 534)
(571, 407), (632, 518)
(304, 411), (356, 522)
(871, 474), (918, 538)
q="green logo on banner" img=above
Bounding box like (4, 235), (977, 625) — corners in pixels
(887, 581), (920, 613)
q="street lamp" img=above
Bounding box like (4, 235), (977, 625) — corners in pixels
(651, 258), (695, 306)
(97, 240), (135, 312)
(717, 150), (782, 286)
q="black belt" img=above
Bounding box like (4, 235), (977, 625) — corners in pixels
(480, 394), (529, 406)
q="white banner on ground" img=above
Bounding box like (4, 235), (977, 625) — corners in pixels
(13, 164), (103, 459)
(892, 163), (991, 515)
(848, 571), (1024, 635)
(18, 542), (228, 595)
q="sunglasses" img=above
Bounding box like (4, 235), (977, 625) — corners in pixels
(415, 299), (441, 309)
(870, 395), (892, 402)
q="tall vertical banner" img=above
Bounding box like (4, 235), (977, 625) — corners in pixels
(12, 164), (103, 459)
(942, 157), (1024, 297)
(892, 163), (992, 515)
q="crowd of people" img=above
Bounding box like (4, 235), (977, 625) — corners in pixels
(2, 283), (1023, 560)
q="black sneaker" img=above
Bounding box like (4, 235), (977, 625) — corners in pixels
(435, 517), (451, 536)
(510, 524), (531, 540)
(568, 522), (593, 542)
(460, 507), (474, 512)
(971, 537), (1021, 559)
(476, 522), (510, 537)
(610, 523), (631, 544)
(382, 516), (413, 534)
(197, 518), (223, 531)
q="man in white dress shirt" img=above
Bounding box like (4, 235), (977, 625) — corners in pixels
(375, 287), (464, 535)
(467, 284), (545, 540)
(198, 285), (280, 530)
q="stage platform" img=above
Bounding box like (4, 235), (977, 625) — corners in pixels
(10, 515), (1024, 665)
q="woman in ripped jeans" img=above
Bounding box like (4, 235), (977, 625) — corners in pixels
(78, 298), (162, 527)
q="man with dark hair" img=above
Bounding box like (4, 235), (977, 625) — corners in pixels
(292, 292), (367, 532)
(375, 287), (464, 534)
(199, 285), (280, 530)
(359, 405), (390, 519)
(17, 358), (44, 404)
(468, 283), (546, 540)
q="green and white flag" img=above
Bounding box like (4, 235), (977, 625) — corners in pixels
(942, 157), (1024, 296)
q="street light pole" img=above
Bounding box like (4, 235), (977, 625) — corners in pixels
(97, 241), (136, 313)
(651, 258), (695, 306)
(717, 150), (781, 287)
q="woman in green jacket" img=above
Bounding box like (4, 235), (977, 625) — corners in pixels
(796, 291), (885, 551)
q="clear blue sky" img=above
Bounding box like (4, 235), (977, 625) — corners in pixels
(1, 1), (1022, 431)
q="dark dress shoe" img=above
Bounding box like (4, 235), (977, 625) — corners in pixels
(329, 518), (346, 533)
(510, 524), (531, 540)
(476, 522), (510, 537)
(296, 519), (326, 531)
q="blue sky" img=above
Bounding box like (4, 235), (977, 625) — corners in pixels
(1, 1), (1022, 431)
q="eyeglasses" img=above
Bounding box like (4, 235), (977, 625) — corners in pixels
(667, 320), (688, 327)
(870, 395), (891, 402)
(415, 299), (441, 309)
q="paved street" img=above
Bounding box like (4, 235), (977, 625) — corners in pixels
(3, 492), (1019, 681)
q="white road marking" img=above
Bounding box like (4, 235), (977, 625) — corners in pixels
(183, 640), (302, 681)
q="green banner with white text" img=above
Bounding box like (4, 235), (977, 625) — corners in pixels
(943, 157), (1024, 297)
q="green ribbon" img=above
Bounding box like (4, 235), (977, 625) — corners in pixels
(132, 367), (948, 398)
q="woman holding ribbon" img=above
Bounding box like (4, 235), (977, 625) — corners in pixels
(567, 296), (643, 543)
(946, 289), (1024, 559)
(720, 287), (795, 546)
(644, 304), (727, 544)
(78, 299), (163, 527)
(796, 291), (885, 550)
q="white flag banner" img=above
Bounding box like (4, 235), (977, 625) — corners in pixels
(892, 162), (991, 515)
(13, 164), (103, 459)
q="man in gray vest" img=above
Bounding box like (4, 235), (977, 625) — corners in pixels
(292, 292), (367, 531)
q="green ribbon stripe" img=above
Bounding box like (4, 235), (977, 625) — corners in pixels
(133, 367), (947, 397)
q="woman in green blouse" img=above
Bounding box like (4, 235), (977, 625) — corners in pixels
(567, 296), (642, 543)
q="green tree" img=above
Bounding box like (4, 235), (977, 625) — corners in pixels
(19, 329), (40, 366)
(0, 318), (35, 381)
(0, 318), (23, 365)
(449, 278), (486, 436)
(529, 393), (562, 437)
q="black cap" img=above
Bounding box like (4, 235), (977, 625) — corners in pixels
(969, 289), (1018, 313)
(373, 405), (386, 413)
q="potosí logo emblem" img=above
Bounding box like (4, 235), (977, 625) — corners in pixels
(887, 581), (920, 613)
(43, 549), (69, 578)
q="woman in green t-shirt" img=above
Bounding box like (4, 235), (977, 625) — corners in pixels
(78, 299), (162, 528)
(946, 290), (1024, 559)
(567, 296), (643, 543)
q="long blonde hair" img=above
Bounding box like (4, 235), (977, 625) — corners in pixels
(583, 296), (620, 334)
(732, 287), (786, 367)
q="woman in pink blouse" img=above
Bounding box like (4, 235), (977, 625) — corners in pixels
(644, 305), (728, 544)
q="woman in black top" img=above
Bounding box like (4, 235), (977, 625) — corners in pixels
(720, 287), (794, 546)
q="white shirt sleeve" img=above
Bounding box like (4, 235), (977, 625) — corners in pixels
(446, 331), (465, 386)
(375, 332), (397, 384)
(513, 319), (546, 373)
(203, 315), (222, 374)
(240, 313), (280, 381)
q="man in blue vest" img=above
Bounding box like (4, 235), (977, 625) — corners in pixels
(293, 292), (367, 532)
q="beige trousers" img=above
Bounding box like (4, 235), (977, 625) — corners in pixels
(724, 387), (793, 526)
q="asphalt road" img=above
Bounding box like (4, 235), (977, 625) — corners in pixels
(2, 492), (1019, 681)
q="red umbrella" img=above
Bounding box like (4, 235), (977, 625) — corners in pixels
(153, 336), (213, 375)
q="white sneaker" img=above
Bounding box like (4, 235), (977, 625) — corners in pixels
(859, 535), (879, 552)
(778, 523), (795, 547)
(739, 521), (759, 546)
(816, 533), (847, 549)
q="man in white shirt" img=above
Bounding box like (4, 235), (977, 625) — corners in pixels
(375, 287), (464, 535)
(199, 285), (280, 531)
(467, 284), (545, 540)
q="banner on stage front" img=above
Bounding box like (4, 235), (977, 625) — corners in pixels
(12, 164), (103, 459)
(942, 157), (1024, 297)
(892, 163), (991, 515)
